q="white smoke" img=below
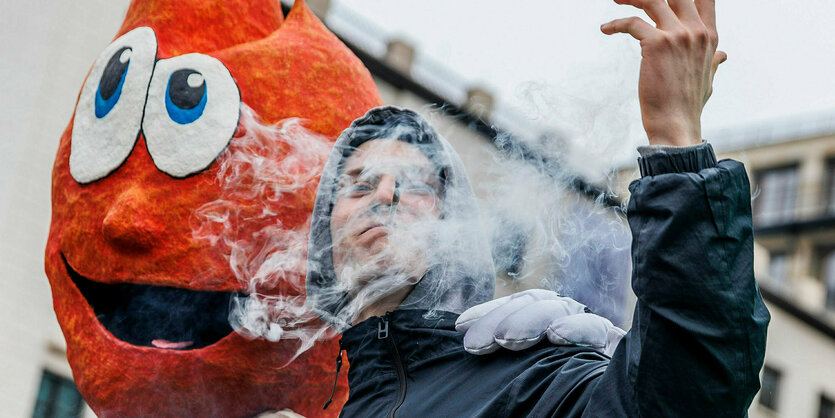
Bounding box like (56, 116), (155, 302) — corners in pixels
(475, 138), (632, 324)
(415, 54), (640, 325)
(192, 104), (335, 360)
(193, 79), (638, 363)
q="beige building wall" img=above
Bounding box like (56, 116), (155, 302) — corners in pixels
(723, 134), (835, 317)
(618, 133), (835, 315)
(749, 303), (835, 418)
(729, 133), (835, 416)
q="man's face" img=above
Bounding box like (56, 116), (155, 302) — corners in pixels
(330, 139), (442, 293)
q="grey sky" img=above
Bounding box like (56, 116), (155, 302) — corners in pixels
(2, 0), (831, 183)
(333, 0), (835, 152)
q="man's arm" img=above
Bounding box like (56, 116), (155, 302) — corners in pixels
(583, 143), (770, 416)
(586, 1), (769, 415)
(460, 1), (768, 414)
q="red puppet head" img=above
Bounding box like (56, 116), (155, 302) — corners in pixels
(44, 0), (382, 416)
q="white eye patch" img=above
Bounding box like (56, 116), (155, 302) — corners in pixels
(70, 27), (157, 183)
(142, 53), (240, 178)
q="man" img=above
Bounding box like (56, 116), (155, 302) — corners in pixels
(306, 0), (769, 416)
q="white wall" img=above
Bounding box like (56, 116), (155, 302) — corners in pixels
(0, 1), (129, 416)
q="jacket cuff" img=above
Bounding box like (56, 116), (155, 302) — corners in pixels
(637, 142), (718, 177)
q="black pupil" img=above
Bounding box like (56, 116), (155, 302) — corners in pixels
(168, 69), (205, 109)
(100, 47), (131, 101)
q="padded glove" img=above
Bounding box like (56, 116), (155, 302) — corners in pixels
(254, 409), (305, 418)
(455, 289), (625, 356)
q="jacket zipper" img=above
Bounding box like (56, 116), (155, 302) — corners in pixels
(379, 315), (407, 418)
(322, 338), (344, 410)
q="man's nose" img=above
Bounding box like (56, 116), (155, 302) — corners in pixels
(373, 175), (397, 205)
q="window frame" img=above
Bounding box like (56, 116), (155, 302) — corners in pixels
(767, 249), (793, 290)
(31, 369), (84, 418)
(820, 393), (835, 418)
(824, 157), (835, 216)
(815, 245), (835, 311)
(753, 163), (801, 226)
(758, 364), (782, 411)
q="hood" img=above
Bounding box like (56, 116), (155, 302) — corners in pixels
(306, 106), (495, 331)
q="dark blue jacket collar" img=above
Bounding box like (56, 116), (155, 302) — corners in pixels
(340, 310), (462, 382)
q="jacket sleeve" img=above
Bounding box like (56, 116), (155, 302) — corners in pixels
(582, 143), (770, 417)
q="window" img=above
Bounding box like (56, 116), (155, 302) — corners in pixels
(821, 248), (835, 311)
(826, 159), (835, 215)
(820, 394), (835, 418)
(32, 370), (84, 418)
(759, 365), (782, 411)
(754, 166), (799, 225)
(768, 251), (791, 289)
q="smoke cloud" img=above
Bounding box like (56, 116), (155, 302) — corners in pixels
(192, 104), (335, 359)
(192, 91), (635, 365)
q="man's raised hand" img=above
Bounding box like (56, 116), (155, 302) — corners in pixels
(601, 0), (726, 147)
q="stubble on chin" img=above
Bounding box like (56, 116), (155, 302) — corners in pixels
(336, 229), (430, 294)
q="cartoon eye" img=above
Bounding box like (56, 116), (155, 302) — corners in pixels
(70, 27), (157, 183)
(165, 69), (207, 124)
(142, 54), (240, 178)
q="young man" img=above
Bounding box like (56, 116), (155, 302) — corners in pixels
(306, 0), (769, 416)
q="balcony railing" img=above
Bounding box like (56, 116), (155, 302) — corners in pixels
(753, 178), (835, 233)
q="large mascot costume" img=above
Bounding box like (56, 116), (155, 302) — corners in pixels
(44, 0), (382, 416)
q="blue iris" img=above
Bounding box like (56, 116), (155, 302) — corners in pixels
(95, 48), (131, 118)
(165, 70), (207, 125)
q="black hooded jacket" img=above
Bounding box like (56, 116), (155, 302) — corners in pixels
(307, 106), (769, 417)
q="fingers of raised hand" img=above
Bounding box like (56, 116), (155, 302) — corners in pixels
(694, 0), (717, 33)
(712, 50), (728, 70)
(704, 50), (727, 101)
(607, 0), (718, 45)
(666, 0), (702, 26)
(601, 16), (656, 40)
(613, 0), (679, 29)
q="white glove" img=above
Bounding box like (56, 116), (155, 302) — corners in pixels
(455, 289), (626, 356)
(254, 409), (306, 418)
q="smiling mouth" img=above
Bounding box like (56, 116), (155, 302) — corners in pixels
(62, 254), (239, 350)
